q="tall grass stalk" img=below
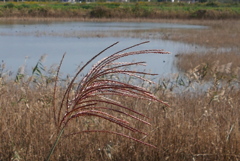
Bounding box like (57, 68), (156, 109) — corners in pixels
(46, 41), (170, 160)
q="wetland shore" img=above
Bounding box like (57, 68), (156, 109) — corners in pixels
(1, 3), (240, 160)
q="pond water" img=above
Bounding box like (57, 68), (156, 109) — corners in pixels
(0, 21), (207, 78)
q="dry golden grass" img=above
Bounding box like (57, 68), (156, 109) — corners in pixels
(175, 50), (240, 81)
(106, 19), (240, 49)
(167, 19), (240, 86)
(1, 50), (240, 160)
(1, 76), (240, 160)
(157, 20), (240, 48)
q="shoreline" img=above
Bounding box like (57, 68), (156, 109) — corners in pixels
(0, 17), (235, 24)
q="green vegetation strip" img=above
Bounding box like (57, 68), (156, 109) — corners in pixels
(0, 2), (239, 19)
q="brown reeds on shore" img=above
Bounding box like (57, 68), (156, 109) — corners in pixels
(1, 71), (240, 160)
(157, 20), (240, 48)
(175, 50), (240, 81)
(1, 42), (172, 160)
(1, 40), (240, 160)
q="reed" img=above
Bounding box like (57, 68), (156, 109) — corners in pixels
(43, 41), (170, 160)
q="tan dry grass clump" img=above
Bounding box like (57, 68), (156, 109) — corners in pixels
(0, 81), (56, 160)
(158, 20), (240, 48)
(174, 50), (240, 81)
(1, 75), (240, 160)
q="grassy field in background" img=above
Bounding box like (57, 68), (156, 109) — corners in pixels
(0, 1), (240, 19)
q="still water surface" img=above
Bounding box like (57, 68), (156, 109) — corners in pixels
(0, 21), (206, 77)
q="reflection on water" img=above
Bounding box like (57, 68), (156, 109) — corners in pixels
(0, 21), (206, 77)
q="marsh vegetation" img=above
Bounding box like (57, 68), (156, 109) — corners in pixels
(0, 43), (240, 160)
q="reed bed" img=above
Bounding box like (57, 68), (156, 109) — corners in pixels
(1, 65), (240, 160)
(1, 41), (240, 160)
(175, 50), (240, 81)
(157, 20), (240, 48)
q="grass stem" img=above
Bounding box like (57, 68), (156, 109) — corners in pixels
(46, 127), (65, 161)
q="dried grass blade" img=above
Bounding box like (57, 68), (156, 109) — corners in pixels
(53, 53), (66, 126)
